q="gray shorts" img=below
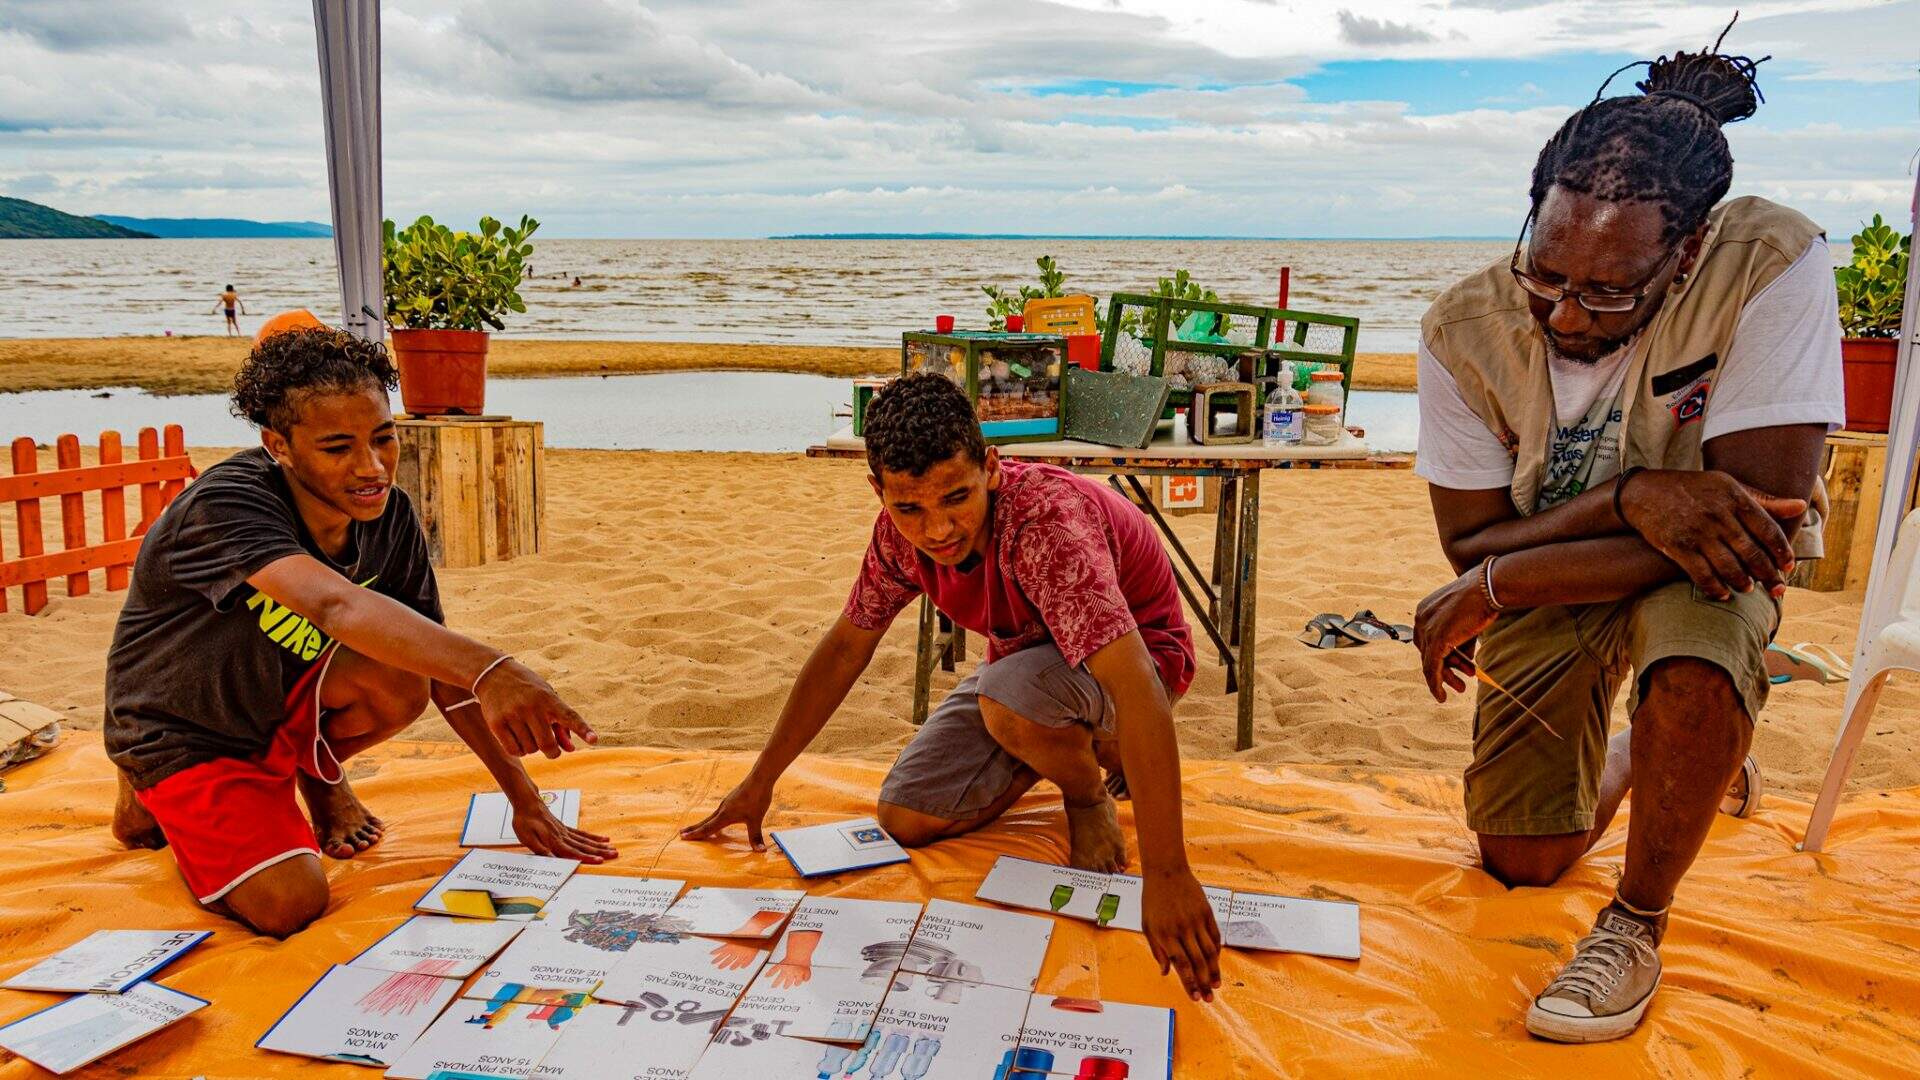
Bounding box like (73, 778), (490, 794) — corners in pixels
(878, 643), (1114, 820)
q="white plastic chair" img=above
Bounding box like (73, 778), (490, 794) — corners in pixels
(1802, 506), (1920, 852)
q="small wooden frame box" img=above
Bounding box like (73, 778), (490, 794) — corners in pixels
(394, 417), (544, 569)
(1187, 383), (1257, 444)
(902, 331), (1069, 444)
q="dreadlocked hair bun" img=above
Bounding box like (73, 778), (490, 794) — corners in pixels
(1528, 15), (1769, 244)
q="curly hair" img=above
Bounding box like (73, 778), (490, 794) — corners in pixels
(863, 372), (987, 478)
(1530, 16), (1768, 244)
(230, 326), (398, 433)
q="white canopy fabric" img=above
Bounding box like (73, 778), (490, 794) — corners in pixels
(312, 0), (383, 343)
(1844, 171), (1920, 708)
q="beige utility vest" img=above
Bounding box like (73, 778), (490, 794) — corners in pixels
(1421, 196), (1826, 555)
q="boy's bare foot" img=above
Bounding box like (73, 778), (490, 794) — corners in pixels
(1065, 794), (1128, 873)
(298, 773), (385, 859)
(111, 770), (167, 850)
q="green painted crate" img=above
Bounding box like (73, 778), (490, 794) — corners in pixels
(1098, 293), (1360, 420)
(902, 331), (1069, 444)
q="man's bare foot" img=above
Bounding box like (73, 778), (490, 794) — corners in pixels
(111, 770), (167, 850)
(1065, 794), (1128, 873)
(298, 773), (385, 859)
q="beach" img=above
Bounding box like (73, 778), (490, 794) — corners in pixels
(3, 445), (1912, 796)
(0, 336), (1420, 396)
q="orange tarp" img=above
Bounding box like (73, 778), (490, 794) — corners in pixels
(4, 734), (1920, 1078)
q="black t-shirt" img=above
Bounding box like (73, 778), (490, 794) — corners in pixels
(104, 447), (442, 789)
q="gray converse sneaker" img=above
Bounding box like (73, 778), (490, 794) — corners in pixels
(1525, 906), (1662, 1043)
(1720, 755), (1762, 818)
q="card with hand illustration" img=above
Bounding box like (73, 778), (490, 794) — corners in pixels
(899, 900), (1052, 992)
(733, 959), (892, 1042)
(773, 896), (923, 973)
(661, 887), (803, 939)
(592, 931), (767, 1013)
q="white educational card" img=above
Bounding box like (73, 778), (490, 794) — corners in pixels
(532, 1000), (717, 1080)
(383, 990), (585, 1079)
(1218, 891), (1362, 960)
(413, 850), (579, 921)
(733, 959), (892, 1042)
(255, 964), (461, 1067)
(0, 980), (207, 1076)
(769, 816), (910, 877)
(1088, 875), (1235, 937)
(866, 971), (1032, 1080)
(592, 933), (766, 1017)
(348, 917), (525, 979)
(540, 873), (685, 927)
(461, 789), (582, 847)
(976, 857), (1120, 924)
(1, 929), (211, 994)
(661, 886), (804, 939)
(775, 896), (923, 973)
(465, 875), (691, 1001)
(900, 899), (1053, 992)
(1015, 995), (1174, 1080)
(686, 1030), (845, 1078)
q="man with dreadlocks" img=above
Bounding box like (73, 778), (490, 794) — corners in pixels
(1411, 22), (1845, 1043)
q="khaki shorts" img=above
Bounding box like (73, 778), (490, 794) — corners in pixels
(878, 643), (1116, 821)
(1465, 580), (1778, 837)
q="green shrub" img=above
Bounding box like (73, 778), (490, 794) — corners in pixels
(1836, 213), (1909, 339)
(981, 255), (1067, 330)
(383, 214), (539, 332)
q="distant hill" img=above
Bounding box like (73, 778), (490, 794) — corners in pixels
(95, 215), (333, 238)
(0, 196), (153, 238)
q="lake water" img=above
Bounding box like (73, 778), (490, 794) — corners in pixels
(0, 374), (1420, 453)
(1, 237), (1508, 354)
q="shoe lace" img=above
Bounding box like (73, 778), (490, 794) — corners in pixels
(1546, 928), (1652, 1002)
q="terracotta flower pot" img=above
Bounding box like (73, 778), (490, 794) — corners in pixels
(1841, 336), (1899, 433)
(390, 328), (489, 416)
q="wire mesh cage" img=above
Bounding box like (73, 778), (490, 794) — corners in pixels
(901, 331), (1069, 443)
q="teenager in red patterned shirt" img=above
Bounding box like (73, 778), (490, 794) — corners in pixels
(685, 373), (1222, 1000)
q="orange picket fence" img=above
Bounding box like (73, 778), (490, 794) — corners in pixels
(0, 425), (194, 615)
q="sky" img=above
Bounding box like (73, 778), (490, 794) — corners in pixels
(0, 0), (1914, 239)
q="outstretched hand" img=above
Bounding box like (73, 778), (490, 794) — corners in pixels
(680, 780), (773, 851)
(475, 658), (599, 759)
(512, 801), (616, 864)
(1142, 867), (1222, 1003)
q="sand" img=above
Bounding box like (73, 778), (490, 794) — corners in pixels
(1, 446), (1912, 799)
(0, 336), (1420, 396)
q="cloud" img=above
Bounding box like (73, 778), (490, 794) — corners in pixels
(0, 0), (1906, 242)
(1335, 10), (1438, 47)
(0, 0), (190, 51)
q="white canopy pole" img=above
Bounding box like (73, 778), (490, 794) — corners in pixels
(1843, 170), (1920, 712)
(312, 0), (383, 343)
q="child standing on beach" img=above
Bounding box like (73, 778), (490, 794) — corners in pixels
(684, 372), (1223, 1002)
(105, 324), (614, 939)
(212, 284), (247, 335)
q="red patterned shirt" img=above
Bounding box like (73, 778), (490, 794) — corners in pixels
(844, 460), (1195, 696)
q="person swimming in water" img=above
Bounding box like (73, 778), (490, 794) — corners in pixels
(213, 285), (249, 336)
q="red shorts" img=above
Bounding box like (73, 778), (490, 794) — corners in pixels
(137, 646), (345, 904)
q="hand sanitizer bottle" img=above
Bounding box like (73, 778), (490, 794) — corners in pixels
(1264, 362), (1303, 446)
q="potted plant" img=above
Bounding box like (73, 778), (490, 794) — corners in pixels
(383, 213), (538, 416)
(1835, 213), (1910, 433)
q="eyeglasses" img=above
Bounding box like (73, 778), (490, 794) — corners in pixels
(1508, 208), (1681, 314)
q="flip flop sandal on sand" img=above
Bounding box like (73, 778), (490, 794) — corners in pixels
(1346, 611), (1415, 644)
(1765, 642), (1852, 685)
(1299, 613), (1372, 649)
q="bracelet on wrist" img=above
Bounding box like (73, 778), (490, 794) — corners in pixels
(1481, 555), (1505, 612)
(471, 654), (513, 696)
(1613, 466), (1646, 527)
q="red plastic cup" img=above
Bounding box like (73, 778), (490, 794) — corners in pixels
(935, 314), (956, 333)
(1005, 315), (1025, 332)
